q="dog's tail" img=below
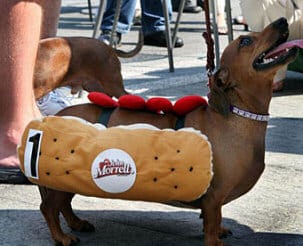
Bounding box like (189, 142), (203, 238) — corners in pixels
(115, 29), (143, 58)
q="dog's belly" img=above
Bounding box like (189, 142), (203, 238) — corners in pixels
(224, 162), (265, 204)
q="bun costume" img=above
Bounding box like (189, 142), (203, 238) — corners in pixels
(18, 116), (213, 202)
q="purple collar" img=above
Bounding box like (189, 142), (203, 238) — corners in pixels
(230, 105), (270, 122)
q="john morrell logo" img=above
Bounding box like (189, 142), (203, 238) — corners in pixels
(94, 158), (134, 179)
(91, 148), (137, 193)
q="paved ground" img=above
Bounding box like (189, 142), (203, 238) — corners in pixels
(0, 1), (302, 245)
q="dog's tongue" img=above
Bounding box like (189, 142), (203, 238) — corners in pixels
(265, 39), (303, 58)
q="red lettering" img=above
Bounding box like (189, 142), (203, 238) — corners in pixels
(95, 159), (133, 179)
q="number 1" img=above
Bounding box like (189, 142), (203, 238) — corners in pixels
(28, 133), (41, 177)
(24, 129), (43, 179)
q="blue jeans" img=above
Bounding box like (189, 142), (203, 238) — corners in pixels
(101, 0), (172, 36)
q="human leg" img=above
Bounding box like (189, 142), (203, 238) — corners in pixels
(141, 0), (172, 36)
(240, 0), (286, 32)
(40, 0), (61, 39)
(100, 0), (137, 45)
(101, 0), (137, 35)
(37, 0), (78, 116)
(216, 0), (227, 34)
(141, 0), (184, 47)
(0, 0), (60, 183)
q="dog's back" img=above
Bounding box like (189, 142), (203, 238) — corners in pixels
(34, 35), (144, 100)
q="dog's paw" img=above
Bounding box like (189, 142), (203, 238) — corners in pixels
(71, 220), (95, 232)
(54, 233), (80, 246)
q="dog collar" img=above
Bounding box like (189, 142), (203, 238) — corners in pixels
(230, 105), (270, 122)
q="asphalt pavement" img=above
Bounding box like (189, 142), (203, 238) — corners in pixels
(0, 1), (302, 245)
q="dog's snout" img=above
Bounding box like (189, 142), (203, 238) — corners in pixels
(272, 17), (288, 29)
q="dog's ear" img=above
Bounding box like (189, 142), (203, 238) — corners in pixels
(208, 67), (231, 117)
(213, 67), (230, 88)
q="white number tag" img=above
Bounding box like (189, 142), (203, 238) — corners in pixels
(24, 129), (43, 179)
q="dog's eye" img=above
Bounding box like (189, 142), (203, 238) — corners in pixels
(239, 36), (253, 47)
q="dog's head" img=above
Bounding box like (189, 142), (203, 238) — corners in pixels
(208, 18), (299, 116)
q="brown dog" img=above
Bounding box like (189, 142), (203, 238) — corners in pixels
(38, 18), (298, 246)
(34, 31), (143, 100)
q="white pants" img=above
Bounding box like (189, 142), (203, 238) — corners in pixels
(240, 0), (303, 81)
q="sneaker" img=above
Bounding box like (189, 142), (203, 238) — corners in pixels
(172, 0), (202, 13)
(0, 167), (31, 184)
(197, 0), (204, 9)
(99, 30), (122, 47)
(37, 87), (73, 116)
(133, 8), (142, 26)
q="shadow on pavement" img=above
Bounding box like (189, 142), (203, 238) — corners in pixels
(266, 117), (303, 155)
(1, 209), (302, 245)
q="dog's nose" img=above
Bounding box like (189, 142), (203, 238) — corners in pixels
(273, 17), (288, 29)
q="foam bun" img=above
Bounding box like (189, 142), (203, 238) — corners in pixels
(18, 116), (213, 202)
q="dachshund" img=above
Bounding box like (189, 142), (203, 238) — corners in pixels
(37, 18), (298, 246)
(34, 31), (143, 100)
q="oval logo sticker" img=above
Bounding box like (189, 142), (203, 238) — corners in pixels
(91, 148), (136, 193)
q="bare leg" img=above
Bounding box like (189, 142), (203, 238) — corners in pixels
(40, 0), (61, 39)
(216, 0), (227, 34)
(0, 1), (60, 180)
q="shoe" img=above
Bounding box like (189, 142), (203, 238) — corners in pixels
(99, 30), (122, 46)
(133, 8), (141, 26)
(172, 0), (202, 13)
(0, 167), (31, 184)
(197, 0), (204, 9)
(217, 25), (228, 35)
(233, 15), (249, 31)
(144, 31), (184, 48)
(37, 87), (72, 116)
(133, 16), (141, 26)
(210, 27), (228, 35)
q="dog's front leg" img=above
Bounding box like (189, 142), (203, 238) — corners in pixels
(201, 193), (226, 246)
(60, 193), (95, 232)
(39, 187), (80, 246)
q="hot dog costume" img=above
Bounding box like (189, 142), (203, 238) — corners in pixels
(18, 116), (213, 202)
